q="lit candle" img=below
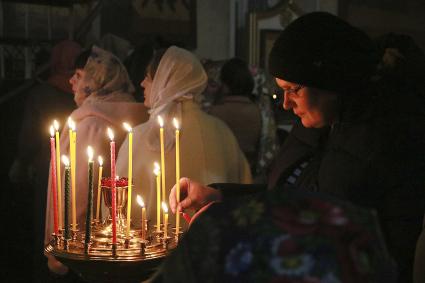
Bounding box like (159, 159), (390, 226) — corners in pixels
(96, 156), (103, 222)
(136, 195), (146, 240)
(85, 146), (94, 251)
(49, 126), (59, 235)
(162, 202), (168, 238)
(123, 122), (133, 238)
(173, 118), (181, 236)
(154, 163), (161, 232)
(107, 128), (117, 245)
(157, 116), (166, 203)
(68, 117), (77, 231)
(53, 120), (62, 231)
(62, 156), (71, 240)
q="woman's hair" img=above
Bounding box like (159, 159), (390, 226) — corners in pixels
(74, 48), (92, 69)
(146, 48), (168, 79)
(220, 57), (254, 96)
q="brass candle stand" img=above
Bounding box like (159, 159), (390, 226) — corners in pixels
(45, 180), (183, 283)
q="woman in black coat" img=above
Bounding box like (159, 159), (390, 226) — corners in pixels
(169, 12), (425, 283)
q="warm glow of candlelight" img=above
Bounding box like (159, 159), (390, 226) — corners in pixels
(49, 125), (54, 137)
(162, 202), (168, 213)
(98, 156), (103, 166)
(53, 120), (59, 131)
(107, 127), (114, 141)
(154, 162), (160, 174)
(136, 195), (145, 208)
(68, 117), (75, 131)
(123, 122), (132, 132)
(173, 118), (179, 129)
(87, 146), (94, 162)
(62, 155), (70, 166)
(162, 201), (169, 238)
(157, 115), (164, 127)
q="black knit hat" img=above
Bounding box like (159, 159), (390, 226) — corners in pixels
(268, 12), (378, 93)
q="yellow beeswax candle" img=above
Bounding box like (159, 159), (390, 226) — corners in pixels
(136, 195), (146, 240)
(162, 202), (168, 238)
(96, 156), (103, 221)
(173, 118), (181, 236)
(68, 117), (77, 230)
(157, 116), (166, 203)
(154, 163), (161, 232)
(53, 120), (62, 230)
(123, 122), (133, 238)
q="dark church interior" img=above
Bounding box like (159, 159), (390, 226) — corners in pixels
(1, 1), (425, 282)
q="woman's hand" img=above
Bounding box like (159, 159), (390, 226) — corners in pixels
(169, 177), (222, 213)
(46, 254), (68, 275)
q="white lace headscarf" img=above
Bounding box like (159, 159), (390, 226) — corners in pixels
(75, 46), (135, 104)
(145, 46), (207, 151)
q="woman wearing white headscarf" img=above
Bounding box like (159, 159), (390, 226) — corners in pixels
(45, 46), (149, 274)
(116, 46), (251, 228)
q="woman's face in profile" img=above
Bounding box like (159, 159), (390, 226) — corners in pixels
(69, 68), (88, 107)
(140, 74), (153, 108)
(275, 78), (338, 128)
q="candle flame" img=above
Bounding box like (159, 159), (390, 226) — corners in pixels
(272, 94), (277, 99)
(157, 115), (164, 127)
(62, 155), (70, 166)
(136, 195), (145, 207)
(123, 122), (132, 132)
(98, 156), (103, 166)
(161, 201), (168, 213)
(87, 146), (94, 161)
(116, 175), (119, 180)
(173, 118), (180, 129)
(153, 162), (160, 175)
(107, 128), (114, 141)
(154, 162), (160, 170)
(67, 117), (76, 131)
(53, 120), (59, 131)
(49, 125), (55, 137)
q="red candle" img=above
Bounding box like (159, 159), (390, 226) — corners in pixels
(49, 126), (59, 235)
(107, 128), (117, 245)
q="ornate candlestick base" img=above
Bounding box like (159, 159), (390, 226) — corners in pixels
(45, 227), (178, 283)
(45, 177), (183, 282)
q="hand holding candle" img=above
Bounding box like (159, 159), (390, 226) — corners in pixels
(49, 126), (59, 235)
(136, 195), (146, 240)
(123, 122), (133, 238)
(53, 120), (62, 231)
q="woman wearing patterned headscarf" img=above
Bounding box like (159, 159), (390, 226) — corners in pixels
(116, 46), (251, 228)
(45, 46), (149, 274)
